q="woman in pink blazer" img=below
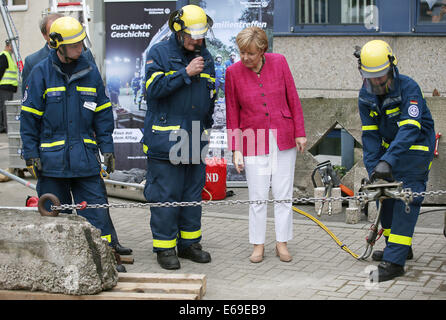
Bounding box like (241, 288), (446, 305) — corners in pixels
(225, 27), (306, 263)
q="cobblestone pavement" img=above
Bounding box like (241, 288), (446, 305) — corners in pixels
(108, 187), (446, 300)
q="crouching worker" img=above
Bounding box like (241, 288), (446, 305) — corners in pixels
(142, 4), (215, 270)
(20, 16), (131, 263)
(355, 40), (435, 282)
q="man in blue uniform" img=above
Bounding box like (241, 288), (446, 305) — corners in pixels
(355, 40), (435, 282)
(130, 71), (142, 105)
(19, 15), (132, 255)
(214, 54), (225, 99)
(143, 4), (215, 270)
(22, 13), (96, 96)
(19, 17), (128, 261)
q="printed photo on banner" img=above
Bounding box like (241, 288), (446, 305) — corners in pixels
(200, 0), (274, 183)
(104, 0), (176, 170)
(104, 0), (274, 183)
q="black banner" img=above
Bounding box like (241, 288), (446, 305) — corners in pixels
(104, 0), (176, 170)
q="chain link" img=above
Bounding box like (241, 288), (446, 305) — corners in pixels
(413, 189), (446, 198)
(50, 189), (446, 212)
(51, 195), (360, 211)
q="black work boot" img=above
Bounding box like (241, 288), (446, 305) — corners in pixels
(178, 243), (211, 263)
(116, 264), (127, 272)
(372, 247), (413, 261)
(157, 248), (181, 270)
(113, 243), (133, 256)
(370, 261), (405, 282)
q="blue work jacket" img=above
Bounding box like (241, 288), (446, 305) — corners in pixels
(20, 49), (114, 178)
(358, 67), (435, 181)
(215, 62), (225, 82)
(143, 34), (216, 162)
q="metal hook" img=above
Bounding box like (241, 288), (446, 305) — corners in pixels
(357, 199), (384, 260)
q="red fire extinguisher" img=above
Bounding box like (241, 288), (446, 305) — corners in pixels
(202, 157), (227, 201)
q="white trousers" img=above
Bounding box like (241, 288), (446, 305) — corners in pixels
(244, 131), (297, 244)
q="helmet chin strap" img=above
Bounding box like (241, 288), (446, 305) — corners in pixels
(177, 31), (185, 48)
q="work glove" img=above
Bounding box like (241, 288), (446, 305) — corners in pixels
(26, 158), (42, 179)
(371, 160), (394, 182)
(103, 152), (115, 174)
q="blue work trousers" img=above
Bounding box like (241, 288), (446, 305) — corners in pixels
(37, 175), (116, 246)
(380, 179), (426, 266)
(144, 158), (206, 252)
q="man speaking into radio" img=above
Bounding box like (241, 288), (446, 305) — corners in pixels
(141, 5), (215, 270)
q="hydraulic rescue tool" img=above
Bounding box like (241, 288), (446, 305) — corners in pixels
(294, 179), (415, 260)
(311, 160), (354, 216)
(355, 179), (413, 260)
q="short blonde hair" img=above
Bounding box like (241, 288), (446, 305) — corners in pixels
(236, 27), (268, 54)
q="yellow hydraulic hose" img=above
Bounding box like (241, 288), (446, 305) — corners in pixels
(292, 206), (360, 259)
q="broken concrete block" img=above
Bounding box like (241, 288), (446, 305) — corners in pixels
(345, 200), (361, 224)
(0, 209), (118, 295)
(345, 207), (361, 224)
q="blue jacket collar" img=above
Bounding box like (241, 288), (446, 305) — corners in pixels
(49, 48), (89, 70)
(49, 48), (92, 82)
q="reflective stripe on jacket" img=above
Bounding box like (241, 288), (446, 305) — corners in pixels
(358, 67), (435, 181)
(142, 34), (215, 161)
(20, 49), (114, 178)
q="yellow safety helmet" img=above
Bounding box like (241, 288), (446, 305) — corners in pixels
(359, 40), (398, 78)
(168, 5), (213, 39)
(48, 16), (86, 49)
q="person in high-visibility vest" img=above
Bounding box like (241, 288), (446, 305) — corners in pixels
(0, 39), (18, 133)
